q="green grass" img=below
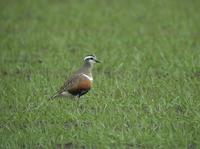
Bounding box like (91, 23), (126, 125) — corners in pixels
(1, 0), (200, 148)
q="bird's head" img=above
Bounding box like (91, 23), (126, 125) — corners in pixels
(84, 55), (100, 65)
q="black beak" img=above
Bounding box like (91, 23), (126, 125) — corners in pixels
(95, 59), (101, 63)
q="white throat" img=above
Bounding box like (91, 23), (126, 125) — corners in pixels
(81, 73), (93, 81)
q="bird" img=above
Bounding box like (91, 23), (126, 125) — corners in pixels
(49, 55), (100, 99)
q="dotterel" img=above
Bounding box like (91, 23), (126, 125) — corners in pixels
(50, 55), (100, 99)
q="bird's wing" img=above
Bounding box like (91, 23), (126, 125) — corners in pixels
(58, 74), (82, 94)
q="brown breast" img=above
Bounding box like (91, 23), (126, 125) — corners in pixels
(67, 76), (92, 96)
(78, 79), (92, 90)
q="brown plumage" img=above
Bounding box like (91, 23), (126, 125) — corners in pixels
(59, 74), (92, 96)
(50, 55), (100, 99)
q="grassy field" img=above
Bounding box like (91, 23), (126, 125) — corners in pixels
(1, 0), (200, 148)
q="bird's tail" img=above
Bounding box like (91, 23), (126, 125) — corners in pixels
(49, 93), (60, 100)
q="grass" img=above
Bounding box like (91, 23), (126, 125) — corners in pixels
(0, 0), (200, 148)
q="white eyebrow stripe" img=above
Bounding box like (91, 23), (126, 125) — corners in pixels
(84, 56), (95, 60)
(81, 73), (93, 81)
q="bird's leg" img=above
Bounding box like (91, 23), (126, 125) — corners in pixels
(75, 94), (82, 108)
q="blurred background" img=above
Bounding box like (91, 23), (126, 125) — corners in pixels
(0, 0), (200, 148)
